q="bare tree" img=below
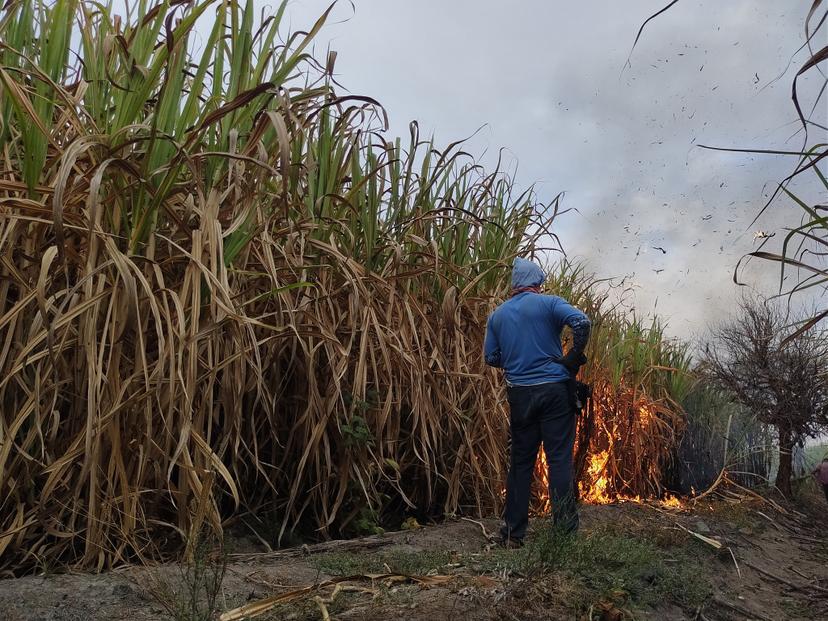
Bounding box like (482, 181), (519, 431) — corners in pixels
(702, 296), (828, 498)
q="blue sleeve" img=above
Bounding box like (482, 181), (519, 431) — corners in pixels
(551, 298), (591, 354)
(484, 315), (502, 367)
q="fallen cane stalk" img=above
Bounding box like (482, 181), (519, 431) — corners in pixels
(743, 560), (828, 594)
(711, 595), (774, 621)
(461, 517), (495, 541)
(727, 547), (741, 579)
(673, 522), (723, 549)
(314, 596), (331, 621)
(219, 574), (453, 620)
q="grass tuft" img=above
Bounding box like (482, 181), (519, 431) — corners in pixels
(478, 524), (711, 610)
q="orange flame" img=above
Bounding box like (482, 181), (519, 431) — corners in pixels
(529, 399), (684, 510)
(659, 494), (682, 509)
(579, 450), (612, 503)
(534, 447), (683, 508)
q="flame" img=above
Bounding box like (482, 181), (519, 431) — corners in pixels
(535, 449), (616, 507)
(527, 397), (685, 511)
(534, 445), (684, 509)
(660, 494), (682, 509)
(579, 450), (612, 503)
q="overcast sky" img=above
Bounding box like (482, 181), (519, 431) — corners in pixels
(278, 0), (827, 339)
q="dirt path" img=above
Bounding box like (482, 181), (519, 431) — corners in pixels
(2, 489), (826, 620)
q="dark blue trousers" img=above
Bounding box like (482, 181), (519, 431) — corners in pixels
(500, 381), (578, 541)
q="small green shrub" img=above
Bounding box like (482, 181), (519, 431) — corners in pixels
(342, 415), (374, 448)
(145, 529), (227, 621)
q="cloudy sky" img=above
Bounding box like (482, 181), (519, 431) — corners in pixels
(280, 0), (826, 339)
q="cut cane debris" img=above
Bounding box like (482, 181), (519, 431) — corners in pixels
(219, 574), (455, 621)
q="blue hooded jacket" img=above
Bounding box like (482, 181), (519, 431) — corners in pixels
(484, 258), (591, 386)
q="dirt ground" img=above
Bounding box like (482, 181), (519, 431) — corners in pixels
(1, 485), (826, 621)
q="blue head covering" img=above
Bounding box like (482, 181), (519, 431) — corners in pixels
(511, 258), (545, 289)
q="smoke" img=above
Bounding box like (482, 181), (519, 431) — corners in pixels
(283, 0), (826, 337)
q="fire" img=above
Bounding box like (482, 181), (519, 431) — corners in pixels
(660, 494), (682, 509)
(534, 448), (685, 509)
(535, 449), (615, 507)
(528, 397), (685, 511)
(580, 450), (612, 504)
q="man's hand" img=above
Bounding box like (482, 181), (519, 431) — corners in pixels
(560, 350), (587, 375)
(485, 349), (503, 368)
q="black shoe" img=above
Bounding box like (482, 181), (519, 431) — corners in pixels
(497, 536), (524, 549)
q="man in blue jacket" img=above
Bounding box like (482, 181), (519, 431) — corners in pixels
(484, 258), (591, 545)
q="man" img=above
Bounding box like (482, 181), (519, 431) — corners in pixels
(813, 457), (828, 503)
(484, 258), (591, 546)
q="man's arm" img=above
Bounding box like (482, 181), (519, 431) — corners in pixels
(484, 316), (503, 367)
(567, 313), (592, 354)
(552, 299), (591, 371)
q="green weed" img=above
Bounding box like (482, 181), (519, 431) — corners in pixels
(144, 529), (227, 621)
(476, 524), (711, 610)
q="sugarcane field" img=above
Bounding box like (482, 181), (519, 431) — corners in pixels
(1, 1), (827, 620)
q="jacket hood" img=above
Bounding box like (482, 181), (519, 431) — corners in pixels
(511, 258), (545, 289)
